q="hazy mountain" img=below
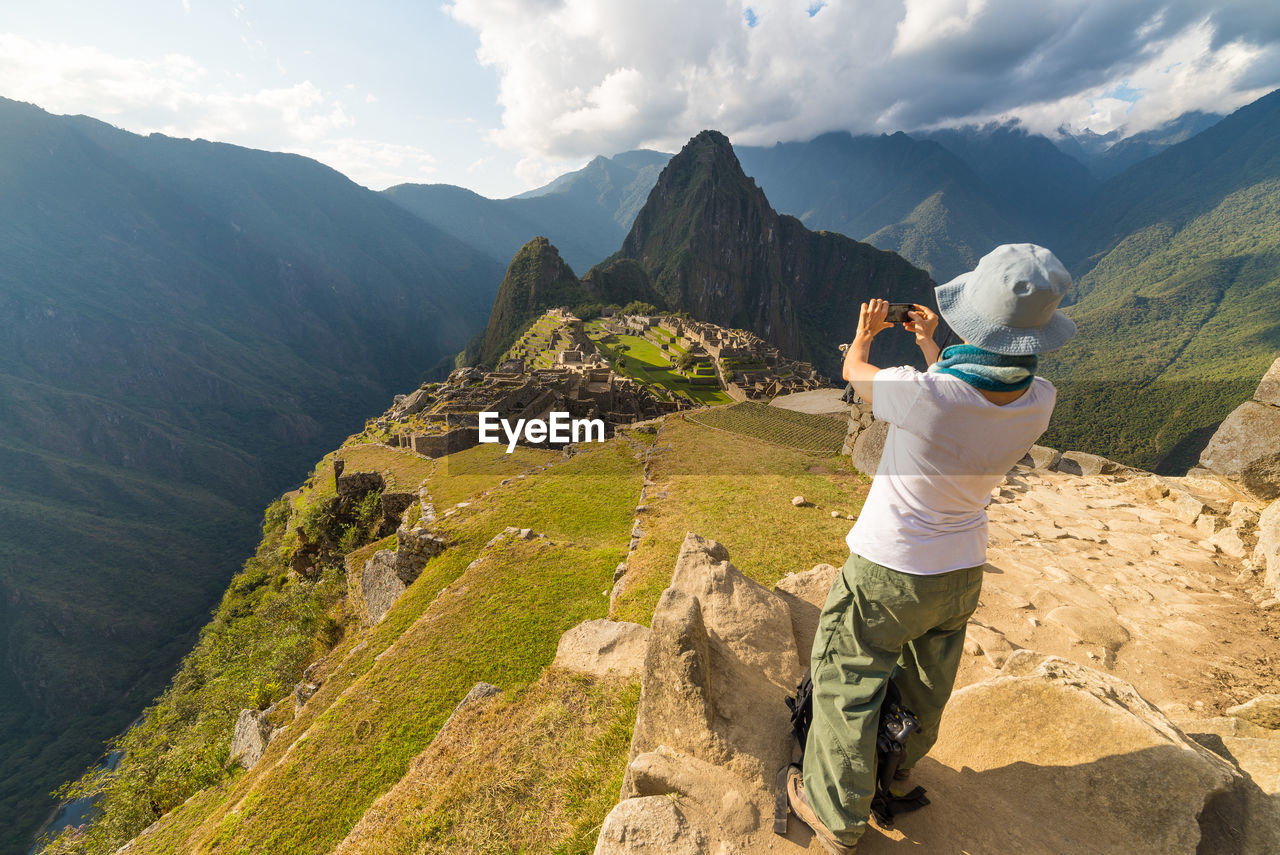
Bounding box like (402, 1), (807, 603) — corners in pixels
(734, 131), (1018, 283)
(1053, 111), (1224, 179)
(1041, 90), (1280, 471)
(513, 149), (672, 229)
(384, 150), (669, 274)
(916, 123), (1098, 239)
(611, 130), (943, 375)
(0, 97), (502, 853)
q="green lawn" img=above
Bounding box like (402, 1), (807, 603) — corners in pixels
(591, 333), (733, 406)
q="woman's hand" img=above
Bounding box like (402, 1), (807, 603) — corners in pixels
(905, 304), (942, 366)
(904, 304), (939, 344)
(853, 299), (893, 345)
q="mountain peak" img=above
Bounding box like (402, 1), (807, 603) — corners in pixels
(477, 237), (589, 365)
(615, 129), (941, 373)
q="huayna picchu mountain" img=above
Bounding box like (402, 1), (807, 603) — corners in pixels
(607, 130), (946, 376)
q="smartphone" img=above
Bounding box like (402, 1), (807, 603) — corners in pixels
(885, 303), (916, 324)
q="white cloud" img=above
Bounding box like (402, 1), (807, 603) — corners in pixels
(445, 0), (1280, 174)
(0, 33), (437, 190)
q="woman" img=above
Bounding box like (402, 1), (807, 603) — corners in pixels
(788, 243), (1077, 853)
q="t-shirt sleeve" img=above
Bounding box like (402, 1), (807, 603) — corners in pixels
(871, 365), (924, 427)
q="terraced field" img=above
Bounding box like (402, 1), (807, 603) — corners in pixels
(685, 400), (847, 453)
(587, 329), (733, 406)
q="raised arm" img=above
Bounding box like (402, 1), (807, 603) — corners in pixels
(905, 304), (942, 366)
(842, 298), (893, 405)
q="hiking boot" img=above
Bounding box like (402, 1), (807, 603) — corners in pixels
(786, 765), (858, 855)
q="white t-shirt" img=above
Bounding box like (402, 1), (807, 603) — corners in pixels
(846, 365), (1056, 575)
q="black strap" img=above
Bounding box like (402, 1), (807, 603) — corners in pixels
(785, 672), (814, 761)
(870, 785), (930, 828)
(781, 674), (931, 833)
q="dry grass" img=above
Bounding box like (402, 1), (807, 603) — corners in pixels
(335, 670), (639, 855)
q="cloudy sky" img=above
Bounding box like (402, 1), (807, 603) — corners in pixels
(3, 0), (1278, 197)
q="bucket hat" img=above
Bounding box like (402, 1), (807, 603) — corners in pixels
(935, 243), (1077, 355)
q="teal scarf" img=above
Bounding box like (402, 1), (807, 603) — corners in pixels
(927, 344), (1037, 392)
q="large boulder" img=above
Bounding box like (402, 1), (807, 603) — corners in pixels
(228, 709), (273, 770)
(604, 533), (805, 850)
(1052, 450), (1123, 477)
(1200, 360), (1280, 501)
(908, 654), (1280, 855)
(851, 419), (889, 476)
(1257, 499), (1280, 598)
(553, 619), (650, 679)
(359, 525), (449, 623)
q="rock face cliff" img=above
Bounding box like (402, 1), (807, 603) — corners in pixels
(616, 131), (946, 375)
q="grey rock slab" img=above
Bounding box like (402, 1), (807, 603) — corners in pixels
(1200, 401), (1280, 500)
(228, 709), (273, 770)
(851, 419), (889, 476)
(593, 796), (711, 855)
(553, 619), (650, 679)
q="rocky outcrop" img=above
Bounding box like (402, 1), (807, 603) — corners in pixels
(553, 619), (650, 679)
(850, 419), (889, 477)
(1200, 357), (1280, 500)
(598, 533), (804, 853)
(1228, 694), (1280, 730)
(228, 709), (274, 770)
(595, 523), (1280, 854)
(915, 653), (1280, 855)
(359, 524), (449, 624)
(1256, 499), (1280, 598)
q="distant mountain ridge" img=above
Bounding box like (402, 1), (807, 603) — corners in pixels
(0, 96), (502, 854)
(383, 150), (669, 273)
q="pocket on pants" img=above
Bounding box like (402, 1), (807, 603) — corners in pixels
(812, 565), (855, 668)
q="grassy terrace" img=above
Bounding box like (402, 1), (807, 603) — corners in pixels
(586, 325), (733, 406)
(107, 437), (650, 855)
(611, 413), (869, 627)
(55, 408), (870, 855)
(685, 401), (848, 453)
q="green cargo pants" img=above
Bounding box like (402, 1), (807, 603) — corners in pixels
(802, 551), (984, 845)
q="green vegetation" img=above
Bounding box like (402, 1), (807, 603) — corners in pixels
(588, 329), (733, 405)
(685, 401), (848, 453)
(46, 438), (646, 855)
(1044, 178), (1280, 470)
(0, 97), (504, 851)
(612, 414), (869, 626)
(333, 670), (639, 855)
